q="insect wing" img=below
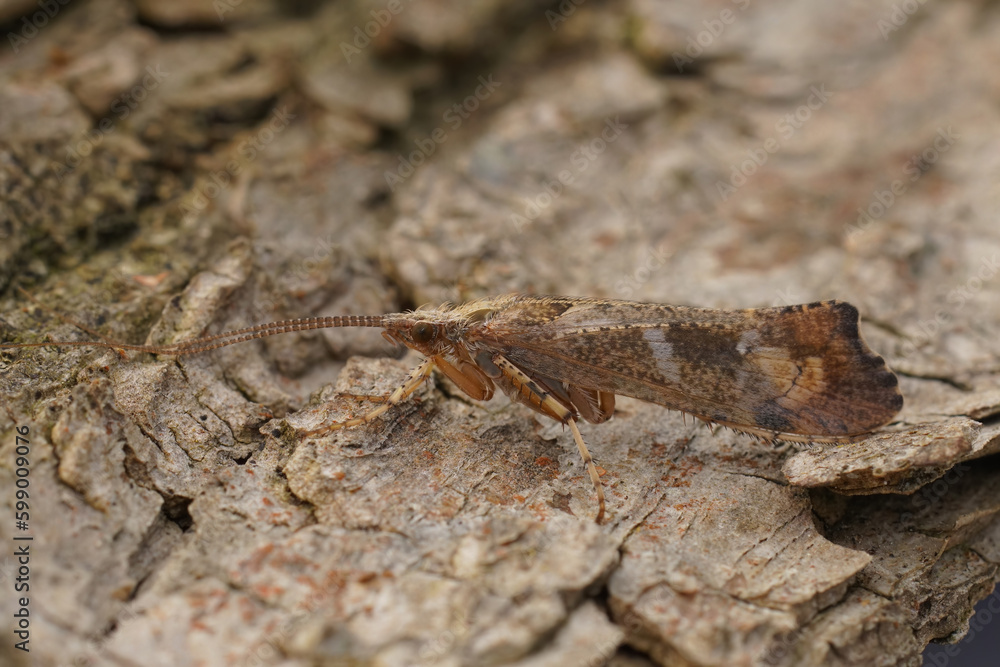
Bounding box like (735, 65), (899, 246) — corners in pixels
(476, 297), (901, 439)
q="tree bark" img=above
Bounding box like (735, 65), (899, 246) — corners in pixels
(1, 1), (998, 666)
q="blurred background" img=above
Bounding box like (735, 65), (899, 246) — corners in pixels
(1, 1), (998, 665)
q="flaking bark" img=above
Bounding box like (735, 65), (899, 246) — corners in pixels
(1, 2), (998, 666)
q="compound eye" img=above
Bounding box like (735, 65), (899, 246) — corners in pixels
(411, 322), (436, 344)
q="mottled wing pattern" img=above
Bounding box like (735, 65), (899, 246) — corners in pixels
(472, 296), (902, 439)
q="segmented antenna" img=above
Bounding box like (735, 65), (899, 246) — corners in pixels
(0, 315), (387, 356)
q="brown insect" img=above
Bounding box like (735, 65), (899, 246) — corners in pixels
(1, 294), (903, 523)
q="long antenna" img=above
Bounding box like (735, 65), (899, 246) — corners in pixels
(1, 314), (387, 357)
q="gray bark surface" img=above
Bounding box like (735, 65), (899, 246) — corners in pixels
(1, 1), (998, 666)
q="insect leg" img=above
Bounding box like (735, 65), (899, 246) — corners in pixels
(567, 387), (615, 425)
(303, 359), (435, 437)
(432, 355), (495, 401)
(527, 375), (616, 426)
(567, 418), (605, 525)
(334, 393), (389, 403)
(491, 354), (606, 524)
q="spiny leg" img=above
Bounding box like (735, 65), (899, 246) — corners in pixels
(566, 418), (605, 524)
(303, 359), (435, 438)
(491, 354), (606, 524)
(335, 393), (389, 403)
